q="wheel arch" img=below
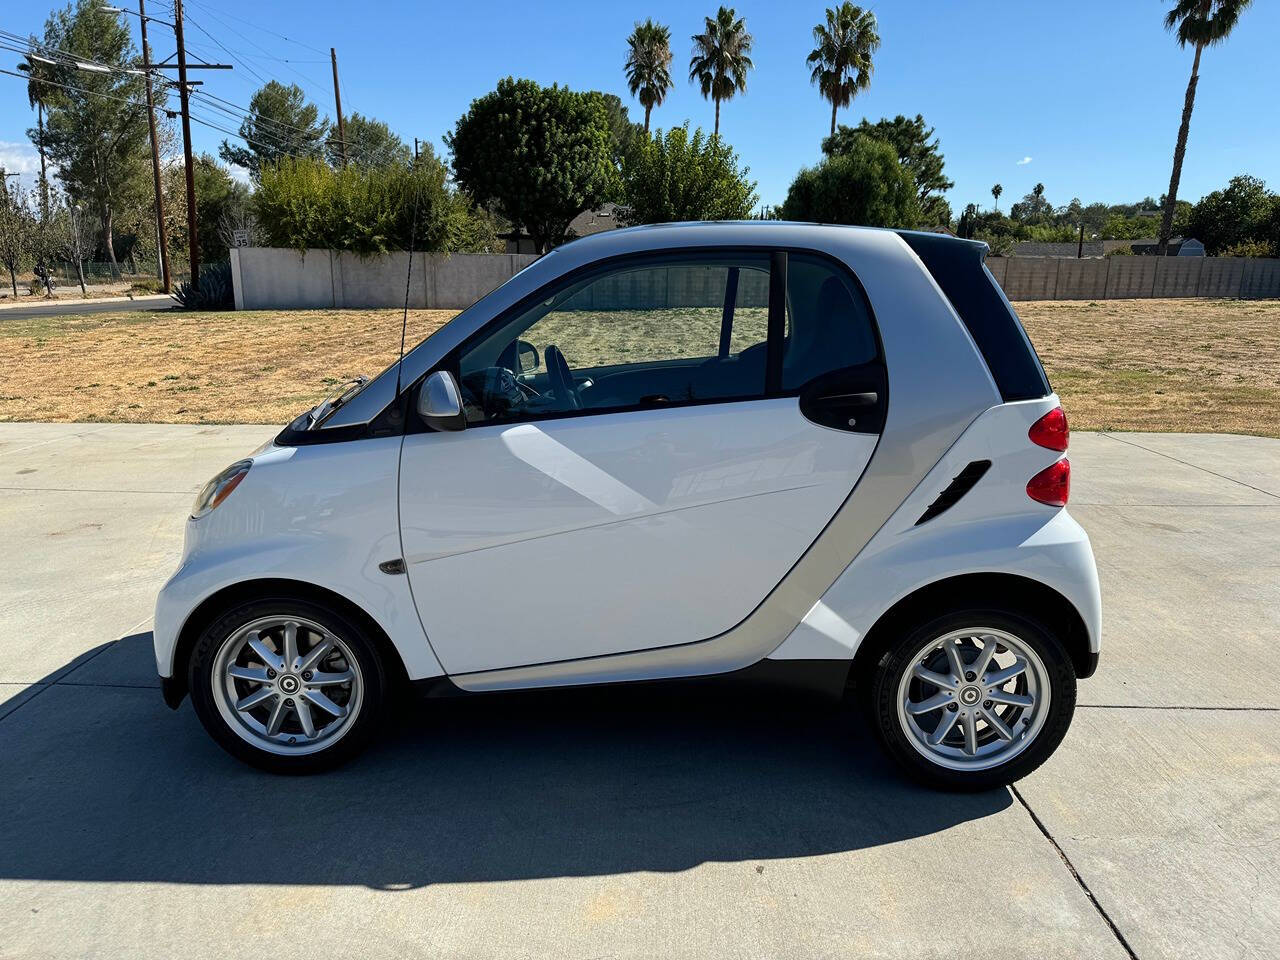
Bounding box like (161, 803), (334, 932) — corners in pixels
(848, 572), (1096, 694)
(165, 578), (410, 708)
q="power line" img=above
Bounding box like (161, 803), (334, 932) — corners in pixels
(181, 6), (328, 97)
(182, 0), (327, 57)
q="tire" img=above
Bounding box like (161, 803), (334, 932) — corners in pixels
(188, 597), (388, 774)
(865, 607), (1076, 791)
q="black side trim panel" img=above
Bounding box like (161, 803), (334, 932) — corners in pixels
(915, 459), (991, 525)
(410, 659), (852, 702)
(897, 231), (1052, 402)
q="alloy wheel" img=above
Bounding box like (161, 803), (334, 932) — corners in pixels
(210, 615), (364, 756)
(895, 627), (1050, 773)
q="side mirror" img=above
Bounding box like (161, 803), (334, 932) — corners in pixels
(516, 339), (540, 373)
(417, 370), (466, 432)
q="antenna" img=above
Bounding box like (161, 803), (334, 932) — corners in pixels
(395, 162), (423, 397)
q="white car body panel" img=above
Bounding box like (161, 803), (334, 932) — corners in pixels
(770, 396), (1101, 660)
(153, 437), (444, 680)
(153, 224), (1100, 714)
(400, 398), (878, 674)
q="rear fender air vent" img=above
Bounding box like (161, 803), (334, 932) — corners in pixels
(915, 460), (992, 526)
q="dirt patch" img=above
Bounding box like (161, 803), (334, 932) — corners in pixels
(1, 298), (1277, 435)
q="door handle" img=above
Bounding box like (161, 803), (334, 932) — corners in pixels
(814, 390), (879, 407)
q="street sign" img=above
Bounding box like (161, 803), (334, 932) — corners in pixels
(232, 229), (251, 248)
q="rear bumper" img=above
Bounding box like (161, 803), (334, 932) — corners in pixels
(1078, 648), (1101, 680)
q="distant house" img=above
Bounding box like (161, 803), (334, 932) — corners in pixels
(1128, 237), (1205, 257)
(501, 203), (621, 254)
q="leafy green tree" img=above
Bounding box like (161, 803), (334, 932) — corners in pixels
(255, 149), (494, 256)
(164, 154), (249, 264)
(1187, 174), (1277, 254)
(807, 3), (879, 139)
(625, 19), (674, 134)
(446, 78), (617, 253)
(594, 92), (646, 162)
(689, 6), (754, 137)
(1157, 0), (1253, 253)
(617, 124), (757, 226)
(219, 81), (329, 182)
(0, 184), (35, 296)
(780, 134), (919, 227)
(825, 115), (953, 225)
(991, 183), (1002, 212)
(326, 113), (411, 168)
(28, 1), (157, 277)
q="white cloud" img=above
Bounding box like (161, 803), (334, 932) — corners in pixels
(0, 141), (48, 197)
(1017, 156), (1033, 165)
(0, 141), (40, 176)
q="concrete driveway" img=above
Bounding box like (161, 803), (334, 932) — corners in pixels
(0, 424), (1276, 959)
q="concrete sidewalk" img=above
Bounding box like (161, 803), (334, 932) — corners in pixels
(0, 424), (1277, 958)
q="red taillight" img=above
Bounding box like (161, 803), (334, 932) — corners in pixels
(1029, 406), (1069, 451)
(1027, 458), (1070, 507)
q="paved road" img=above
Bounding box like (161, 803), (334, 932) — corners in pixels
(0, 294), (174, 321)
(0, 424), (1277, 959)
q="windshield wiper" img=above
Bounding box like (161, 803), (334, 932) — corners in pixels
(307, 375), (369, 429)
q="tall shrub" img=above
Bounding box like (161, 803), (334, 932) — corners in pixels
(780, 134), (919, 227)
(617, 124), (757, 225)
(254, 151), (495, 254)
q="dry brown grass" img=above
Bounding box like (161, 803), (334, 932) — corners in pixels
(1018, 298), (1280, 435)
(1, 298), (1277, 435)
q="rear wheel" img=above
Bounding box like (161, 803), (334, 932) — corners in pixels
(188, 598), (388, 773)
(867, 608), (1076, 791)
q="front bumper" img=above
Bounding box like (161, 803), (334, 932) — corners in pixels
(161, 672), (186, 710)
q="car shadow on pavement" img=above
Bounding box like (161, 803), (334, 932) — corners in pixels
(0, 632), (1011, 890)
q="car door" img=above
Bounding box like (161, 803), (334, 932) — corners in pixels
(398, 249), (886, 676)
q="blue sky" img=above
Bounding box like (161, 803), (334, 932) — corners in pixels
(1, 0), (1276, 212)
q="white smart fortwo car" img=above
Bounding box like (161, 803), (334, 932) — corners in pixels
(155, 222), (1100, 789)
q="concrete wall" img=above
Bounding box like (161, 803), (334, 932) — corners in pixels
(231, 248), (539, 310)
(231, 248), (1280, 310)
(993, 255), (1280, 301)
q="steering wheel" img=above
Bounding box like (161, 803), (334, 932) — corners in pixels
(543, 344), (582, 410)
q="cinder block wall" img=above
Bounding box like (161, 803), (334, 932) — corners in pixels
(230, 248), (1280, 310)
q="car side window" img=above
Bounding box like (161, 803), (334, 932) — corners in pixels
(782, 255), (879, 390)
(458, 255), (771, 425)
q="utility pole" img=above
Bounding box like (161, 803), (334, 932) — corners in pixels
(1077, 220), (1085, 259)
(330, 48), (347, 167)
(139, 0), (171, 293)
(172, 0), (199, 288)
(413, 137), (419, 162)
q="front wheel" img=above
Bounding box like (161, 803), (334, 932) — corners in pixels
(866, 609), (1077, 791)
(188, 598), (388, 773)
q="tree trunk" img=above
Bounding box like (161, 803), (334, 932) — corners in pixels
(37, 104), (49, 217)
(1158, 41), (1203, 255)
(8, 266), (15, 298)
(103, 205), (120, 280)
(644, 104), (652, 134)
(830, 100), (838, 139)
(714, 99), (720, 137)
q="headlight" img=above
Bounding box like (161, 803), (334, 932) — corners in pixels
(191, 460), (252, 519)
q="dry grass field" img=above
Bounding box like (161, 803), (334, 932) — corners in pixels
(1, 298), (1277, 435)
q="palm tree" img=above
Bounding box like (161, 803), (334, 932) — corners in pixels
(1157, 0), (1252, 253)
(21, 46), (52, 217)
(689, 6), (754, 137)
(806, 3), (879, 139)
(625, 20), (674, 134)
(991, 183), (1002, 212)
